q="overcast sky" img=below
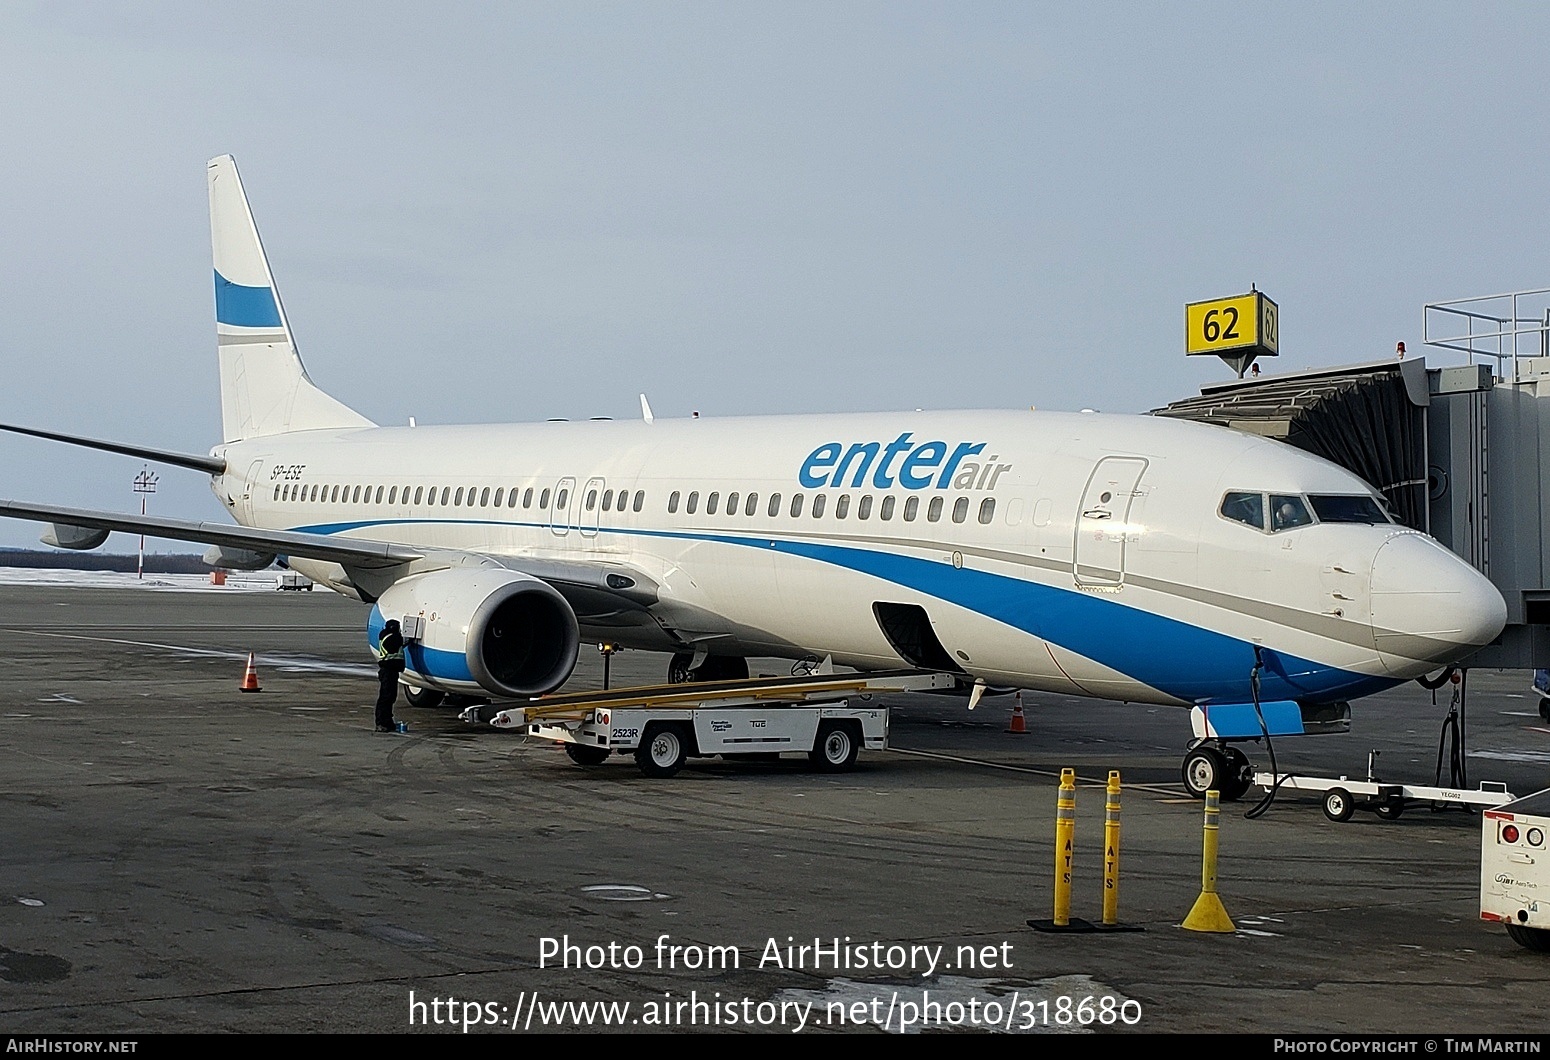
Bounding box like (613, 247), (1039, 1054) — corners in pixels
(2, 3), (1547, 549)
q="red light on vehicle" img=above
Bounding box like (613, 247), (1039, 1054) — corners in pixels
(1502, 824), (1521, 844)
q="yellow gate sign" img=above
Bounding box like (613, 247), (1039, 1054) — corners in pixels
(1185, 291), (1278, 358)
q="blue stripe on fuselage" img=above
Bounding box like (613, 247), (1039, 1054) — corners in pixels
(326, 519), (1394, 705)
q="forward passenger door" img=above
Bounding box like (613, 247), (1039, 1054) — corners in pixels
(1074, 457), (1148, 587)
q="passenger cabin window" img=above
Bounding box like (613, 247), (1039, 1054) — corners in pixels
(952, 497), (969, 523)
(745, 492), (758, 517)
(927, 497), (943, 522)
(768, 493), (782, 517)
(858, 495), (873, 520)
(413, 486), (423, 505)
(880, 496), (895, 520)
(556, 488), (569, 508)
(812, 494), (827, 517)
(585, 489), (597, 512)
(331, 485), (340, 503)
(633, 492), (644, 513)
(602, 489), (613, 511)
(707, 491), (720, 515)
(1309, 495), (1390, 524)
(726, 492), (739, 516)
(388, 486), (397, 504)
(668, 491), (681, 514)
(978, 498), (996, 524)
(1220, 491), (1265, 530)
(836, 494), (850, 519)
(539, 488), (551, 508)
(686, 491), (699, 515)
(1270, 495), (1313, 532)
(790, 494), (804, 518)
(523, 488), (533, 508)
(903, 496), (918, 521)
(352, 486), (363, 504)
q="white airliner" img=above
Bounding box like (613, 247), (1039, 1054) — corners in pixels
(0, 156), (1508, 797)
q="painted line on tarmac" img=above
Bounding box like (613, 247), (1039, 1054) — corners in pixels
(0, 627), (374, 677)
(886, 746), (1184, 797)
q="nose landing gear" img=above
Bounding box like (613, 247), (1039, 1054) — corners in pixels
(1181, 741), (1254, 801)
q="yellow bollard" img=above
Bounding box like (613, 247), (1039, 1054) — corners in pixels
(1182, 789), (1236, 932)
(1053, 767), (1076, 927)
(1102, 770), (1121, 926)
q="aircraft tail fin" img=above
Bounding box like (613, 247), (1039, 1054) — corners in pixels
(207, 155), (374, 442)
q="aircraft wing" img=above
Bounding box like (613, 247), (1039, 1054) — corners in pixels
(0, 500), (673, 616)
(0, 500), (422, 568)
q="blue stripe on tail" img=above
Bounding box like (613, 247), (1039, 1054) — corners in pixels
(214, 270), (282, 328)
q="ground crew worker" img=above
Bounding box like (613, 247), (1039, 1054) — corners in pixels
(374, 618), (405, 732)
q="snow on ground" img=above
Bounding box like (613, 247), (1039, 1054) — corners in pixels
(0, 567), (289, 593)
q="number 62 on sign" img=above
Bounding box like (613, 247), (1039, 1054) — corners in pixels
(1185, 291), (1278, 358)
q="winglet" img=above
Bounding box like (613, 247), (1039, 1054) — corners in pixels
(640, 394), (655, 424)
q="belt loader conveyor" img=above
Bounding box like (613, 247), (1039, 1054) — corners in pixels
(469, 669), (958, 778)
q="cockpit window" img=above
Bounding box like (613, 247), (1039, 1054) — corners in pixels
(1270, 494), (1314, 532)
(1309, 494), (1391, 524)
(1220, 491), (1265, 530)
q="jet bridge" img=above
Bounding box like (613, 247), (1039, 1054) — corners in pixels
(1158, 287), (1550, 669)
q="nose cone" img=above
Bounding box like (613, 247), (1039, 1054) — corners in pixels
(1370, 532), (1506, 677)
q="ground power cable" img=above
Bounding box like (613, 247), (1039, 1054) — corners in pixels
(1243, 646), (1286, 820)
(1432, 670), (1469, 801)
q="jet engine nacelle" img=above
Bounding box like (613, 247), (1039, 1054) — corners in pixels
(370, 567), (580, 699)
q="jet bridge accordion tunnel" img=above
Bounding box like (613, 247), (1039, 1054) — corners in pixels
(1157, 355), (1550, 669)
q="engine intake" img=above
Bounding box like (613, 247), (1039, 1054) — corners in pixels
(373, 567), (579, 698)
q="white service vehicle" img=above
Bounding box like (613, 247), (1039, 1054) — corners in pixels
(1482, 787), (1550, 953)
(478, 669), (954, 778)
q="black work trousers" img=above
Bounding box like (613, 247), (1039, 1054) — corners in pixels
(376, 666), (401, 728)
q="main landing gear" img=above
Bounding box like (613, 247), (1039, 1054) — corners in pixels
(1181, 741), (1254, 801)
(667, 653), (749, 684)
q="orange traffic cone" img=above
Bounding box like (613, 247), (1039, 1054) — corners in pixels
(1006, 691), (1027, 734)
(239, 652), (262, 693)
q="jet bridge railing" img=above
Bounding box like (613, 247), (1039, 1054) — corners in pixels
(1424, 288), (1550, 382)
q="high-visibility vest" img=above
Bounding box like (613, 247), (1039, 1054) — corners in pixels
(374, 635), (404, 664)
